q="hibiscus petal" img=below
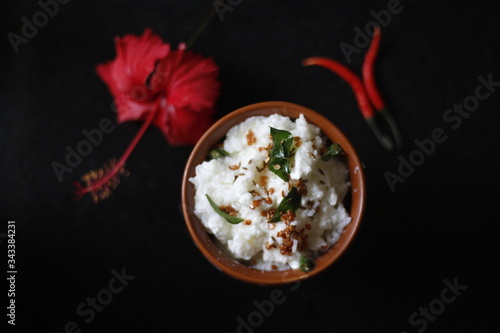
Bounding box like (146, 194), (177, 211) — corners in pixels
(112, 29), (170, 91)
(152, 103), (214, 146)
(96, 28), (170, 122)
(114, 96), (160, 124)
(155, 50), (220, 113)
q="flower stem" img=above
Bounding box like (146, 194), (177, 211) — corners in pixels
(185, 1), (222, 50)
(74, 108), (158, 201)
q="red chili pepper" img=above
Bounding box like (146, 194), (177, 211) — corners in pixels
(362, 26), (385, 111)
(303, 26), (402, 151)
(362, 26), (402, 149)
(303, 56), (393, 151)
(302, 57), (375, 119)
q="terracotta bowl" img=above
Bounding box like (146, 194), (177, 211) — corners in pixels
(181, 101), (366, 285)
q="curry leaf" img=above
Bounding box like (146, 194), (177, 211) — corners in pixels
(271, 187), (302, 222)
(270, 127), (294, 155)
(321, 142), (343, 161)
(208, 148), (230, 160)
(206, 194), (244, 224)
(268, 155), (290, 182)
(299, 256), (315, 273)
(269, 127), (294, 181)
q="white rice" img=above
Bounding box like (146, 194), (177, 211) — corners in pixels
(189, 114), (351, 271)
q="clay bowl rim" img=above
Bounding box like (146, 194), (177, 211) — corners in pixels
(181, 101), (366, 285)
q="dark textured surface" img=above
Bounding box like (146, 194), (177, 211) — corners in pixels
(1, 0), (499, 332)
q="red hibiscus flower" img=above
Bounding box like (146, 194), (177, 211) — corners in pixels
(96, 28), (220, 145)
(74, 29), (220, 202)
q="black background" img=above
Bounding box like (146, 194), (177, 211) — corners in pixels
(1, 0), (499, 332)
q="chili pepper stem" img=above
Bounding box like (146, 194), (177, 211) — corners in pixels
(365, 116), (394, 151)
(362, 26), (402, 150)
(379, 107), (402, 150)
(303, 56), (395, 151)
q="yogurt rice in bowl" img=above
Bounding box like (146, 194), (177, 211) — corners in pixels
(182, 102), (365, 285)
